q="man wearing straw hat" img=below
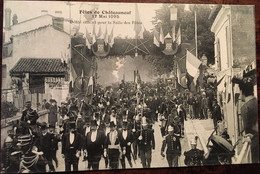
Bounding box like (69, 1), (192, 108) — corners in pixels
(161, 124), (181, 167)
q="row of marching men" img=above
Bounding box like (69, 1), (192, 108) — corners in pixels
(60, 107), (156, 171)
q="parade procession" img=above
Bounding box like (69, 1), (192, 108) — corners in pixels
(1, 1), (259, 173)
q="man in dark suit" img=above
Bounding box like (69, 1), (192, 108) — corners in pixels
(138, 117), (155, 168)
(37, 122), (55, 172)
(161, 125), (181, 167)
(104, 121), (121, 169)
(118, 121), (134, 168)
(212, 99), (222, 130)
(83, 120), (106, 170)
(61, 121), (82, 171)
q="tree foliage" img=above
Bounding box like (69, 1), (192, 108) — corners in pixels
(152, 4), (215, 64)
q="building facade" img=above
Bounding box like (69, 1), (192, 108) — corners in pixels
(2, 11), (71, 108)
(211, 5), (256, 163)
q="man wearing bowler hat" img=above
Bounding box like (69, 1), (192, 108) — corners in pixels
(61, 121), (82, 171)
(83, 120), (106, 170)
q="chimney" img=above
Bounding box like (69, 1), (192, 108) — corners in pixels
(41, 10), (48, 15)
(12, 14), (18, 25)
(5, 8), (11, 30)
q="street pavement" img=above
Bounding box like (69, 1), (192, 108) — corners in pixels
(54, 118), (214, 172)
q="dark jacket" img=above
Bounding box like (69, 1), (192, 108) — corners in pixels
(84, 130), (105, 157)
(138, 129), (155, 150)
(184, 149), (204, 166)
(212, 104), (222, 121)
(161, 134), (181, 155)
(21, 108), (39, 125)
(62, 132), (82, 158)
(118, 130), (133, 153)
(48, 105), (58, 126)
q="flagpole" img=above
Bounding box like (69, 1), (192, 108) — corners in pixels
(195, 5), (198, 58)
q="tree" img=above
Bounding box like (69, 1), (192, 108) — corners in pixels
(152, 4), (215, 64)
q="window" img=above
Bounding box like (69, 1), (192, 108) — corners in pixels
(216, 39), (221, 71)
(2, 65), (7, 78)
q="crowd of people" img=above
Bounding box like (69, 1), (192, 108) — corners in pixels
(1, 78), (235, 173)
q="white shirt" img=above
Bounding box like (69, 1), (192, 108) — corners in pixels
(91, 130), (97, 142)
(122, 130), (127, 140)
(85, 126), (90, 136)
(69, 132), (75, 144)
(105, 127), (110, 136)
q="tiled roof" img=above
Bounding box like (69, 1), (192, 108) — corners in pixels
(10, 58), (67, 74)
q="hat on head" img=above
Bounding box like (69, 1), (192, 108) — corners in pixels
(68, 121), (76, 129)
(191, 136), (198, 145)
(94, 112), (100, 118)
(109, 121), (116, 128)
(168, 125), (174, 132)
(90, 120), (98, 127)
(141, 117), (148, 126)
(84, 117), (91, 124)
(40, 122), (47, 130)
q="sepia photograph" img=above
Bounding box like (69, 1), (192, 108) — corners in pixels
(1, 0), (259, 173)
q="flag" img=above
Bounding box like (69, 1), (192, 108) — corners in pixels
(172, 25), (176, 42)
(92, 24), (96, 44)
(108, 26), (114, 47)
(104, 25), (109, 45)
(186, 50), (201, 77)
(87, 76), (94, 95)
(176, 26), (181, 45)
(153, 29), (160, 47)
(170, 6), (177, 21)
(97, 25), (102, 38)
(85, 26), (92, 49)
(177, 63), (181, 84)
(159, 25), (164, 44)
(134, 4), (143, 38)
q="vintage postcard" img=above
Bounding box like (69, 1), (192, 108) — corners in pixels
(1, 0), (258, 173)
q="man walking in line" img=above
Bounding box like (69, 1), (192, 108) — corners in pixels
(161, 125), (181, 167)
(104, 121), (121, 169)
(61, 121), (82, 171)
(83, 120), (106, 170)
(138, 117), (155, 168)
(118, 121), (134, 168)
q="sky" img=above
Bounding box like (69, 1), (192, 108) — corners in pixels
(4, 0), (165, 38)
